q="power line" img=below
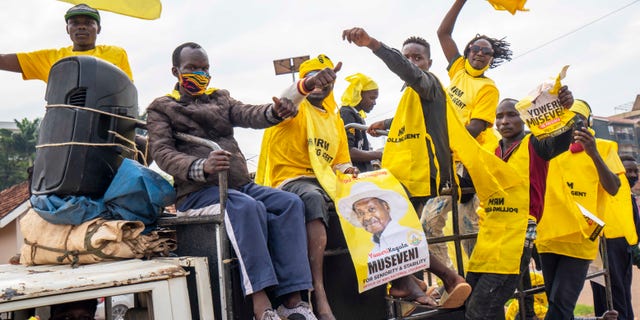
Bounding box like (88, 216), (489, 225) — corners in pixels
(514, 0), (640, 60)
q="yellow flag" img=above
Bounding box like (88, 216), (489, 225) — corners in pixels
(487, 0), (529, 15)
(445, 94), (524, 205)
(58, 0), (162, 20)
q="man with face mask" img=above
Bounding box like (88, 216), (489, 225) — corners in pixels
(255, 54), (357, 320)
(0, 3), (133, 81)
(146, 42), (338, 320)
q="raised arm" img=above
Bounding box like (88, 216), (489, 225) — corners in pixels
(342, 27), (441, 100)
(437, 0), (466, 64)
(0, 53), (23, 73)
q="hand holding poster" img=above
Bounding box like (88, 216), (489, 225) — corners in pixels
(515, 65), (577, 139)
(336, 169), (429, 293)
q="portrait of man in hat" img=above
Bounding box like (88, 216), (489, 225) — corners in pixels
(338, 182), (422, 253)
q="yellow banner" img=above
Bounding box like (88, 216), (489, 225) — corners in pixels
(487, 0), (529, 15)
(58, 0), (162, 20)
(335, 169), (429, 293)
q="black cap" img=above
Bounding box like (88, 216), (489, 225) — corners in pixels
(65, 4), (100, 24)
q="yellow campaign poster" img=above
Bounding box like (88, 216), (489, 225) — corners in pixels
(336, 169), (429, 293)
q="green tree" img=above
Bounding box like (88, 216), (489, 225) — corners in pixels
(0, 118), (40, 189)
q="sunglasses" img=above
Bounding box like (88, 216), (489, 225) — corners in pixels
(469, 45), (494, 55)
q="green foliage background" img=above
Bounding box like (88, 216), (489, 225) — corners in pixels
(0, 118), (40, 189)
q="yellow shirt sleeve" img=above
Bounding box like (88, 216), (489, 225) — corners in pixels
(16, 49), (59, 81)
(16, 45), (133, 82)
(469, 84), (499, 125)
(447, 56), (464, 80)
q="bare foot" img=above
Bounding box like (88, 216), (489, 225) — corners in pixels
(442, 272), (466, 294)
(389, 276), (438, 307)
(411, 274), (428, 292)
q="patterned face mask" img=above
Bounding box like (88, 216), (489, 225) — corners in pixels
(179, 71), (211, 95)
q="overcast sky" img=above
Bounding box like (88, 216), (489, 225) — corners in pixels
(1, 0), (639, 167)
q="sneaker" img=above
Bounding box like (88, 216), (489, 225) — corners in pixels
(276, 301), (318, 320)
(259, 309), (282, 320)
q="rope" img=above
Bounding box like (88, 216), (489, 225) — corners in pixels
(45, 104), (146, 126)
(38, 104), (148, 164)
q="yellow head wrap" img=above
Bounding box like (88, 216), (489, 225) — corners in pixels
(340, 73), (378, 107)
(299, 54), (334, 78)
(570, 100), (591, 119)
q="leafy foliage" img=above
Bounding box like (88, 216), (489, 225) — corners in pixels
(0, 118), (40, 189)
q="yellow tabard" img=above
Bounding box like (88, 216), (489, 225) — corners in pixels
(537, 139), (634, 259)
(468, 135), (531, 274)
(381, 88), (433, 197)
(255, 99), (350, 200)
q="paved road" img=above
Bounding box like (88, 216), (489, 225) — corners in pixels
(577, 263), (640, 318)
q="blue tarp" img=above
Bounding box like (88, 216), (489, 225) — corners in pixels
(31, 159), (176, 233)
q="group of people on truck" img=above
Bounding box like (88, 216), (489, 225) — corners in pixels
(2, 2), (640, 320)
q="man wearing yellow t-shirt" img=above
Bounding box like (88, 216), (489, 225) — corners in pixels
(537, 100), (636, 320)
(435, 0), (514, 260)
(0, 4), (133, 82)
(255, 54), (357, 320)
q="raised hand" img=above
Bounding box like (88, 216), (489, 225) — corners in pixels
(272, 96), (298, 118)
(558, 85), (574, 109)
(303, 62), (343, 90)
(342, 27), (381, 51)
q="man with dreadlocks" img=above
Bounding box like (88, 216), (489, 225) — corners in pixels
(428, 0), (514, 268)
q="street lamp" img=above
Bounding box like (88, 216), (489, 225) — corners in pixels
(273, 55), (310, 83)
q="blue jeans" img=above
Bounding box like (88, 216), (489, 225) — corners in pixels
(178, 182), (312, 297)
(540, 253), (590, 320)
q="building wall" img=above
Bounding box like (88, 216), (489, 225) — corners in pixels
(0, 221), (18, 263)
(593, 118), (639, 158)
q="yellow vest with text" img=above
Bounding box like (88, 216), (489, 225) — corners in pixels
(381, 87), (433, 197)
(468, 135), (532, 274)
(255, 99), (350, 200)
(537, 139), (634, 260)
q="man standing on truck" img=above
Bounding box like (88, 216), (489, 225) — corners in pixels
(147, 42), (336, 320)
(0, 3), (133, 81)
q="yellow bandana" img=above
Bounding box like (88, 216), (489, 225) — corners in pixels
(299, 54), (334, 78)
(341, 73), (378, 107)
(569, 100), (591, 119)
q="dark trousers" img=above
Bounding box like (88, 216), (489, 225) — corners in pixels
(590, 237), (634, 320)
(540, 253), (591, 320)
(179, 182), (312, 297)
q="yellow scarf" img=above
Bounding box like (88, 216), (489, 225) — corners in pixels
(464, 59), (489, 77)
(304, 98), (344, 199)
(167, 87), (217, 100)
